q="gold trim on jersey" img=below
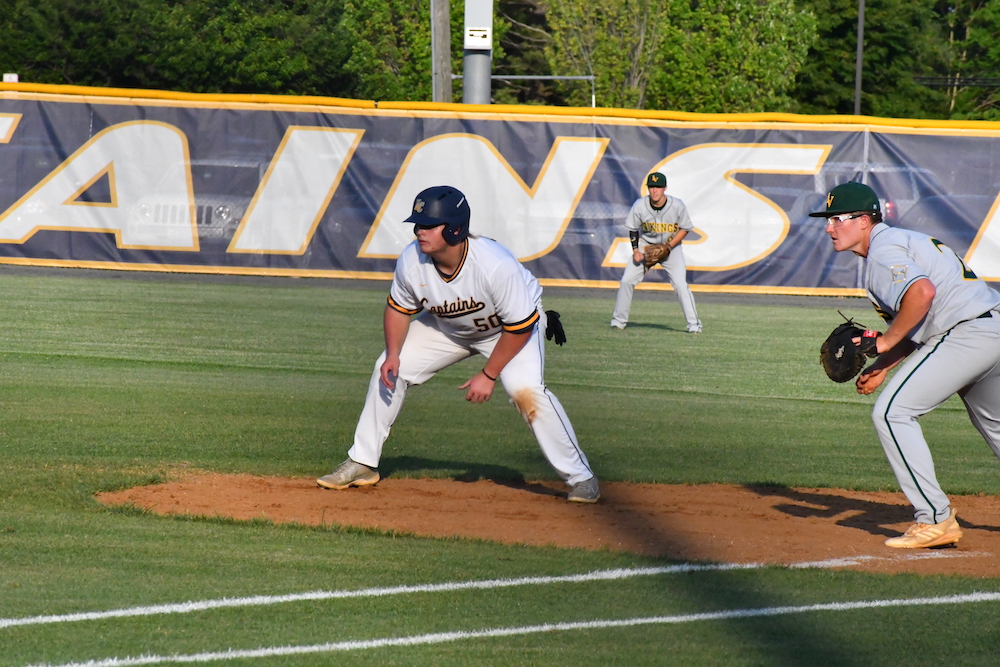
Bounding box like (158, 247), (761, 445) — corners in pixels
(434, 240), (469, 282)
(387, 293), (422, 315)
(502, 309), (540, 334)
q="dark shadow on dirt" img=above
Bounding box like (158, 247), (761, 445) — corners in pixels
(380, 455), (564, 498)
(747, 484), (930, 537)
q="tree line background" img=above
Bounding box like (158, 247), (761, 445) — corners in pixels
(1, 0), (998, 119)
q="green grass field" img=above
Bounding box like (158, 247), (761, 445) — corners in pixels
(2, 271), (1000, 666)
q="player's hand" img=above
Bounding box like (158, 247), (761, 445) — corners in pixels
(460, 371), (495, 403)
(380, 355), (400, 390)
(856, 365), (887, 395)
(632, 248), (644, 263)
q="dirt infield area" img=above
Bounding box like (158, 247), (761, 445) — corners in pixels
(97, 473), (1000, 578)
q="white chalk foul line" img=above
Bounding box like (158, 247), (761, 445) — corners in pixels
(0, 553), (981, 631)
(0, 564), (755, 630)
(21, 591), (1000, 667)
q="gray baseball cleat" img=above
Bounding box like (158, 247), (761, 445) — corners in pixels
(317, 458), (380, 490)
(567, 476), (600, 503)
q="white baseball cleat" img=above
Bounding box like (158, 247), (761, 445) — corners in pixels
(317, 458), (380, 490)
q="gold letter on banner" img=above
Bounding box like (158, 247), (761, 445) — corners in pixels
(605, 144), (831, 271)
(359, 134), (608, 261)
(0, 121), (198, 250)
(228, 127), (364, 254)
(963, 193), (1000, 281)
(0, 113), (19, 142)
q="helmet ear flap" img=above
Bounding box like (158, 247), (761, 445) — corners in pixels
(445, 218), (469, 245)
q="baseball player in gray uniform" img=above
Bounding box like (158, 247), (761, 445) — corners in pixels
(811, 180), (1000, 548)
(611, 172), (702, 332)
(318, 185), (599, 503)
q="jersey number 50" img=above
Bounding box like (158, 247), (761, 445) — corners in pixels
(474, 313), (502, 332)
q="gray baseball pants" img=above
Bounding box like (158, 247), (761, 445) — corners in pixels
(611, 246), (701, 331)
(872, 312), (1000, 524)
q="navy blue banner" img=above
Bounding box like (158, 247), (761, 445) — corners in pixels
(1, 89), (1000, 293)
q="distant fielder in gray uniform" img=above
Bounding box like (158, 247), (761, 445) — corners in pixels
(811, 180), (1000, 548)
(611, 172), (702, 333)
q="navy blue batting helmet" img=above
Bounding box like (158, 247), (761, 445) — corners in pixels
(404, 185), (471, 246)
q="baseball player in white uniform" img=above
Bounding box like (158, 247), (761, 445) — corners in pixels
(318, 185), (599, 503)
(611, 172), (702, 333)
(812, 180), (1000, 548)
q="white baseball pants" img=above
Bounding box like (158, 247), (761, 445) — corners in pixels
(348, 311), (595, 486)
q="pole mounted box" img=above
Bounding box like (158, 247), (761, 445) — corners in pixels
(464, 27), (492, 50)
(463, 0), (494, 51)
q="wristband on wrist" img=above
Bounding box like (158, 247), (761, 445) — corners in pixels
(860, 330), (882, 358)
(482, 369), (497, 381)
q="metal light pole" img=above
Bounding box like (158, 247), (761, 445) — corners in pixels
(854, 0), (865, 115)
(462, 0), (493, 104)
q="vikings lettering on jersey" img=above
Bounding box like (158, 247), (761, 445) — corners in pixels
(627, 195), (693, 245)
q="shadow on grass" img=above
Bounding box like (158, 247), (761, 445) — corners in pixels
(383, 459), (882, 663)
(380, 455), (564, 499)
(616, 322), (686, 332)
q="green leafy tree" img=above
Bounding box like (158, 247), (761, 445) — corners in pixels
(944, 0), (1000, 119)
(545, 0), (816, 111)
(545, 0), (673, 108)
(0, 0), (353, 96)
(790, 0), (949, 117)
(337, 0), (510, 102)
(339, 0), (432, 100)
(648, 0), (817, 113)
(493, 0), (568, 105)
(128, 0), (309, 93)
(0, 0), (138, 86)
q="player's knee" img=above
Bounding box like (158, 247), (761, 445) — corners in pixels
(509, 386), (545, 424)
(872, 399), (917, 432)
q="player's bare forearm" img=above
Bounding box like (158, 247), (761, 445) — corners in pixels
(670, 229), (688, 249)
(856, 340), (914, 394)
(877, 278), (935, 353)
(483, 328), (532, 378)
(460, 328), (532, 403)
(380, 306), (411, 389)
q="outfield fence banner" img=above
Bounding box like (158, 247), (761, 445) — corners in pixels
(2, 85), (1000, 294)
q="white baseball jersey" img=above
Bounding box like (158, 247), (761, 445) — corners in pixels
(387, 236), (542, 340)
(865, 223), (1000, 344)
(626, 195), (693, 245)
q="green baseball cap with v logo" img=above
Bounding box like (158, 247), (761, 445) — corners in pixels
(646, 172), (667, 188)
(809, 181), (880, 217)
